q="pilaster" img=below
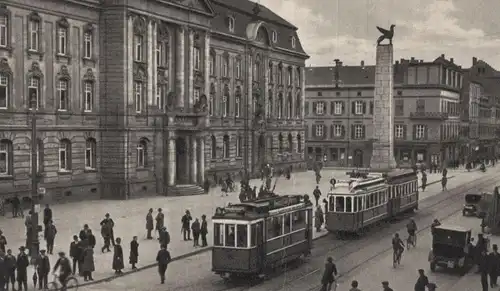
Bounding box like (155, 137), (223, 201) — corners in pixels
(264, 58), (269, 118)
(203, 32), (210, 97)
(147, 20), (153, 105)
(191, 137), (198, 184)
(291, 65), (296, 118)
(198, 137), (205, 183)
(187, 28), (195, 110)
(300, 66), (306, 119)
(168, 137), (176, 186)
(152, 21), (158, 107)
(176, 26), (185, 109)
(127, 15), (134, 105)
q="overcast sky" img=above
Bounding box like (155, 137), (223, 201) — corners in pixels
(253, 0), (500, 69)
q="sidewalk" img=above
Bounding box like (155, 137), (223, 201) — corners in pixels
(0, 168), (473, 286)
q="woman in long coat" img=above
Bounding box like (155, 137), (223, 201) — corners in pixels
(82, 245), (95, 281)
(112, 237), (124, 274)
(146, 208), (154, 239)
(315, 206), (324, 232)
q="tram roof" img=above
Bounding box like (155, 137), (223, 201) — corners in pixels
(328, 176), (387, 196)
(384, 169), (417, 181)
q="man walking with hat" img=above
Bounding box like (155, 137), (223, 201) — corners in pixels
(16, 246), (29, 291)
(36, 249), (50, 290)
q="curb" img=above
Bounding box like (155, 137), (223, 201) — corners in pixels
(75, 173), (461, 288)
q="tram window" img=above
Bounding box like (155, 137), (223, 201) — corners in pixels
(364, 195), (368, 209)
(225, 224), (236, 247)
(375, 192), (380, 205)
(251, 223), (262, 247)
(292, 210), (305, 231)
(214, 223), (224, 246)
(335, 196), (345, 212)
(357, 197), (363, 211)
(236, 224), (248, 247)
(267, 216), (283, 238)
(369, 194), (375, 208)
(329, 196), (335, 212)
(353, 197), (358, 212)
(345, 197), (352, 212)
(284, 213), (292, 233)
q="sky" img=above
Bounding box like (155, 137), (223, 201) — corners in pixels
(252, 0), (500, 69)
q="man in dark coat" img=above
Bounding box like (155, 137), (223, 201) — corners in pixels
(69, 235), (81, 275)
(159, 227), (170, 247)
(156, 244), (171, 284)
(0, 252), (6, 291)
(79, 224), (91, 241)
(16, 246), (29, 291)
(320, 257), (337, 291)
(53, 252), (72, 288)
(191, 218), (201, 247)
(36, 249), (50, 290)
(11, 196), (21, 218)
(382, 281), (394, 291)
(100, 213), (115, 247)
(181, 210), (192, 241)
(146, 208), (154, 240)
(479, 250), (490, 291)
(5, 249), (16, 290)
(414, 268), (429, 291)
(0, 230), (7, 253)
(489, 244), (500, 287)
(43, 204), (52, 228)
(200, 215), (208, 247)
(421, 172), (427, 191)
(155, 208), (165, 238)
(44, 220), (57, 254)
(129, 236), (139, 270)
(313, 186), (321, 206)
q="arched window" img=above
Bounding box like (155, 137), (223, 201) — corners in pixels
(85, 138), (97, 170)
(0, 139), (13, 175)
(223, 135), (230, 158)
(28, 76), (40, 109)
(277, 93), (283, 119)
(136, 139), (147, 168)
(59, 139), (71, 171)
(278, 134), (283, 153)
(156, 24), (169, 68)
(222, 85), (230, 117)
(209, 50), (216, 76)
(267, 90), (273, 118)
(288, 134), (293, 152)
(210, 135), (217, 159)
(295, 92), (302, 118)
(296, 134), (302, 153)
(33, 138), (44, 174)
(253, 61), (260, 81)
(287, 92), (293, 118)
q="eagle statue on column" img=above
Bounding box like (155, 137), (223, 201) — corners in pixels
(376, 24), (395, 45)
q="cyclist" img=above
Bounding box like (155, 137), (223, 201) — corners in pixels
(406, 219), (417, 247)
(392, 233), (405, 266)
(53, 252), (72, 290)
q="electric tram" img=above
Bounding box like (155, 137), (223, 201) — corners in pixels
(211, 194), (313, 279)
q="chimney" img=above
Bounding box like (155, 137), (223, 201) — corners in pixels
(473, 57), (478, 66)
(333, 59), (340, 88)
(450, 58), (454, 63)
(441, 54), (445, 58)
(360, 60), (365, 67)
(400, 58), (404, 63)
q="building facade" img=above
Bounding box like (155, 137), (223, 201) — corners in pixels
(0, 0), (307, 202)
(305, 55), (465, 169)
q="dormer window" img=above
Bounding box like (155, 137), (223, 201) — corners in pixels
(228, 16), (235, 33)
(272, 30), (277, 43)
(291, 36), (296, 48)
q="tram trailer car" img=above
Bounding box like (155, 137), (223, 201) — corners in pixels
(325, 170), (418, 234)
(211, 194), (313, 279)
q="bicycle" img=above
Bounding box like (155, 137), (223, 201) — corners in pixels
(47, 274), (79, 291)
(406, 233), (416, 250)
(392, 248), (403, 268)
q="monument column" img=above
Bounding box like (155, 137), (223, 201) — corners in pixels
(370, 44), (397, 170)
(187, 28), (195, 110)
(191, 137), (198, 184)
(176, 26), (185, 109)
(168, 137), (176, 186)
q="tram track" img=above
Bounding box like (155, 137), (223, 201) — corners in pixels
(213, 174), (499, 291)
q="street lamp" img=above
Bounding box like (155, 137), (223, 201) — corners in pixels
(29, 94), (40, 262)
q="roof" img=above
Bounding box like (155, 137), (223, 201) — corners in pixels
(210, 0), (306, 55)
(434, 224), (471, 232)
(305, 65), (405, 87)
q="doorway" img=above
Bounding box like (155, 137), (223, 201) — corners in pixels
(353, 149), (364, 168)
(176, 137), (188, 184)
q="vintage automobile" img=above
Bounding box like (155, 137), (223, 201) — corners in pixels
(463, 193), (491, 217)
(428, 225), (473, 276)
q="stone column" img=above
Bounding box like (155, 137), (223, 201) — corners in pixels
(198, 137), (205, 183)
(291, 65), (296, 118)
(168, 138), (176, 186)
(300, 66), (306, 119)
(176, 26), (185, 109)
(127, 15), (134, 105)
(191, 137), (198, 184)
(264, 58), (269, 118)
(188, 28), (195, 110)
(147, 20), (153, 105)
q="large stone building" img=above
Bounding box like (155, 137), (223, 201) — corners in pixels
(305, 55), (466, 168)
(0, 0), (307, 202)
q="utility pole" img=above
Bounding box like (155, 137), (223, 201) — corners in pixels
(30, 94), (40, 262)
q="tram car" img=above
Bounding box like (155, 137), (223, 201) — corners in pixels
(325, 170), (418, 234)
(211, 194), (313, 279)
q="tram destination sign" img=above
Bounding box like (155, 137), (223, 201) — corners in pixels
(269, 203), (305, 215)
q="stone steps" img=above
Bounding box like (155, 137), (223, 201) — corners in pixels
(167, 185), (206, 196)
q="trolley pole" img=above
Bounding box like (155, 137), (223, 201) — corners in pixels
(30, 95), (40, 262)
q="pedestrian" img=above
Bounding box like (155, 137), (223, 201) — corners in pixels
(24, 211), (33, 252)
(191, 218), (201, 247)
(421, 172), (427, 191)
(44, 220), (57, 254)
(0, 251), (6, 290)
(100, 217), (112, 253)
(203, 179), (210, 193)
(5, 249), (16, 290)
(315, 205), (324, 232)
(319, 257), (337, 291)
(79, 224), (91, 241)
(489, 244), (500, 287)
(200, 215), (208, 247)
(156, 244), (171, 284)
(53, 252), (72, 289)
(146, 208), (154, 240)
(155, 208), (164, 238)
(129, 236), (139, 270)
(479, 250), (489, 291)
(36, 249), (50, 289)
(414, 269), (429, 291)
(43, 204), (52, 228)
(382, 281), (394, 291)
(82, 244), (95, 281)
(349, 280), (361, 291)
(112, 237), (124, 275)
(100, 213), (115, 247)
(87, 229), (96, 249)
(69, 235), (81, 275)
(181, 210), (192, 241)
(0, 230), (7, 253)
(322, 198), (329, 214)
(11, 196), (21, 218)
(442, 167), (448, 178)
(313, 186), (321, 206)
(159, 227), (170, 247)
(441, 175), (447, 191)
(16, 246), (29, 291)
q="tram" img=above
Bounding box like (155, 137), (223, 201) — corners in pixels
(326, 170), (418, 234)
(211, 194), (313, 279)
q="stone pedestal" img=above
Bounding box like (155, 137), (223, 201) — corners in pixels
(370, 45), (397, 171)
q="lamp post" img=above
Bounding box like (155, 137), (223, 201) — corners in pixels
(29, 94), (40, 262)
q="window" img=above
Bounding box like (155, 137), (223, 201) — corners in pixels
(268, 62), (273, 83)
(395, 99), (404, 116)
(134, 82), (143, 113)
(83, 82), (93, 112)
(278, 134), (283, 152)
(209, 94), (214, 116)
(222, 56), (229, 77)
(267, 91), (273, 118)
(193, 47), (201, 71)
(236, 224), (247, 247)
(214, 223), (223, 246)
(277, 67), (283, 85)
(134, 35), (143, 61)
(84, 32), (92, 59)
(416, 125), (425, 140)
(235, 94), (240, 117)
(272, 30), (277, 43)
(0, 74), (8, 109)
(137, 139), (147, 168)
(29, 20), (39, 51)
(235, 59), (241, 79)
(228, 17), (235, 33)
(57, 27), (67, 55)
(333, 101), (343, 115)
(333, 125), (343, 137)
(28, 77), (40, 109)
(236, 136), (242, 157)
(335, 196), (345, 212)
(296, 67), (300, 86)
(56, 80), (68, 111)
(85, 138), (96, 170)
(156, 85), (163, 110)
(253, 62), (260, 80)
(316, 102), (325, 115)
(395, 124), (404, 139)
(223, 135), (230, 158)
(277, 95), (283, 118)
(291, 36), (296, 48)
(209, 53), (215, 75)
(287, 67), (292, 85)
(295, 93), (301, 118)
(297, 134), (302, 152)
(287, 94), (293, 118)
(287, 134), (293, 152)
(291, 210), (305, 231)
(0, 140), (12, 175)
(267, 216), (283, 238)
(156, 42), (163, 67)
(58, 140), (71, 171)
(354, 101), (363, 115)
(210, 135), (216, 159)
(194, 88), (200, 103)
(225, 224), (235, 247)
(222, 90), (229, 117)
(0, 16), (6, 48)
(315, 124), (324, 137)
(354, 125), (364, 139)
